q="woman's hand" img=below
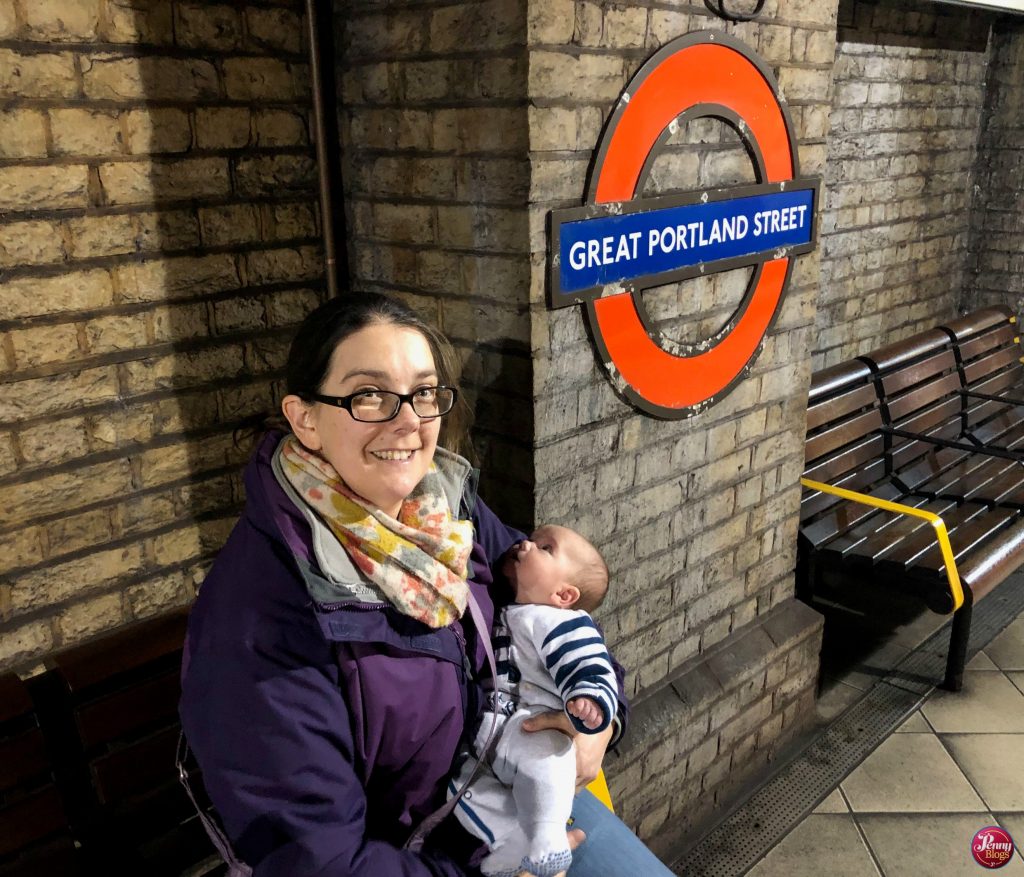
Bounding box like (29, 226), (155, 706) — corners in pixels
(521, 711), (614, 791)
(518, 828), (586, 877)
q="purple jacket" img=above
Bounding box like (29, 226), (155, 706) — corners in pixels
(180, 433), (627, 876)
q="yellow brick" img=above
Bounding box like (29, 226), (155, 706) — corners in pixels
(151, 524), (203, 566)
(0, 1), (17, 37)
(45, 507), (114, 559)
(122, 345), (246, 394)
(266, 287), (322, 327)
(57, 592), (125, 644)
(223, 57), (294, 100)
(0, 619), (54, 670)
(0, 109), (47, 157)
(0, 220), (65, 267)
(128, 571), (188, 619)
(0, 49), (78, 98)
(199, 204), (260, 246)
(50, 108), (123, 155)
(269, 203), (317, 240)
(84, 313), (148, 353)
(135, 209), (200, 251)
(100, 0), (173, 45)
(246, 245), (322, 285)
(1, 526), (45, 573)
(67, 213), (136, 258)
(88, 406), (154, 448)
(82, 55), (218, 101)
(18, 424), (90, 494)
(254, 109), (307, 146)
(0, 164), (89, 211)
(213, 295), (266, 334)
(115, 489), (177, 536)
(151, 301), (211, 343)
(115, 253), (239, 303)
(176, 3), (241, 50)
(195, 106), (251, 149)
(150, 391), (218, 434)
(0, 365), (120, 421)
(99, 157), (230, 205)
(246, 7), (302, 53)
(123, 107), (192, 154)
(22, 0), (101, 41)
(0, 269), (112, 319)
(10, 543), (144, 615)
(137, 441), (192, 488)
(9, 322), (82, 370)
(0, 431), (16, 476)
(0, 458), (131, 527)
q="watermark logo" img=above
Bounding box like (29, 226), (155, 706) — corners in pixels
(972, 826), (1015, 869)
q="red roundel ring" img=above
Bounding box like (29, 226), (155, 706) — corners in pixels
(584, 32), (802, 419)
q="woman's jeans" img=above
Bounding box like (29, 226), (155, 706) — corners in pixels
(566, 790), (676, 876)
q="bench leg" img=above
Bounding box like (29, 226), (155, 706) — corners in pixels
(943, 592), (974, 692)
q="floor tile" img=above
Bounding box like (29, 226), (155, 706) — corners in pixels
(922, 672), (1024, 733)
(841, 733), (986, 813)
(988, 616), (1024, 672)
(893, 711), (930, 733)
(1010, 672), (1024, 697)
(859, 813), (1024, 876)
(813, 788), (849, 814)
(967, 650), (1000, 671)
(746, 815), (879, 877)
(942, 734), (1024, 811)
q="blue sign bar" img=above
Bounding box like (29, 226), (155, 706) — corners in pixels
(558, 188), (814, 296)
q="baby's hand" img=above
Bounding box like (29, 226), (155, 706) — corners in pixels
(566, 697), (604, 730)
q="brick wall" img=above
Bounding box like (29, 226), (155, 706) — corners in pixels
(336, 0), (535, 529)
(814, 0), (993, 370)
(966, 19), (1024, 319)
(525, 0), (835, 845)
(0, 0), (324, 672)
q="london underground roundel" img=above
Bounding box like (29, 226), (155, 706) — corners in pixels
(549, 32), (820, 419)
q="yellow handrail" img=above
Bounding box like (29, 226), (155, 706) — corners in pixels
(800, 477), (965, 612)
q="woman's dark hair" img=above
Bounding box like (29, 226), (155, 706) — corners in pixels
(285, 293), (474, 460)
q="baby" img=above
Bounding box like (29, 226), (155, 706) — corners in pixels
(450, 524), (617, 877)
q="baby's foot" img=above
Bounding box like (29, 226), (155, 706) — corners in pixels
(521, 822), (573, 877)
(567, 696), (603, 730)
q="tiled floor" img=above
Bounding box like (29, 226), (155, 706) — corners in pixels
(746, 615), (1024, 876)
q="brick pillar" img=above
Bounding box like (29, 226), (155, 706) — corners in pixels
(967, 18), (1024, 319)
(338, 0), (834, 850)
(0, 0), (323, 670)
(525, 1), (831, 849)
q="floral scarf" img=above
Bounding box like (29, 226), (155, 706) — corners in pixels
(278, 435), (473, 628)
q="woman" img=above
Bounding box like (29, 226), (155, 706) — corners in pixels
(180, 294), (672, 876)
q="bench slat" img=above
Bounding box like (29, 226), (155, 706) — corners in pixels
(0, 786), (67, 858)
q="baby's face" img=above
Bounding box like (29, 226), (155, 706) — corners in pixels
(503, 525), (587, 608)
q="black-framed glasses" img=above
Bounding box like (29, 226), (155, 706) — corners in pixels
(305, 386), (458, 422)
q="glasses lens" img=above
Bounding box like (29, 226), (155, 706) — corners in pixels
(350, 391), (399, 422)
(412, 387), (454, 418)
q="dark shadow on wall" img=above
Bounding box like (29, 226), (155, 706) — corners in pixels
(121, 0), (325, 616)
(837, 0), (993, 52)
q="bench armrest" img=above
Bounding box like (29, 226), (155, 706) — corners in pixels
(800, 477), (965, 612)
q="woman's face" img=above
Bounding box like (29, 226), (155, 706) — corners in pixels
(299, 322), (441, 517)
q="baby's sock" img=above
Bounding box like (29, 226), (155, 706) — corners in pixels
(520, 820), (573, 877)
(480, 826), (530, 877)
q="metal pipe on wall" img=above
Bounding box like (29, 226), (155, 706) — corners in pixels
(305, 0), (344, 298)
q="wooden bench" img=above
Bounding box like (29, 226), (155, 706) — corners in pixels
(0, 610), (221, 877)
(800, 307), (1024, 691)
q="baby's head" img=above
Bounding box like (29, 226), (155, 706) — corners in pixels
(502, 524), (608, 613)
